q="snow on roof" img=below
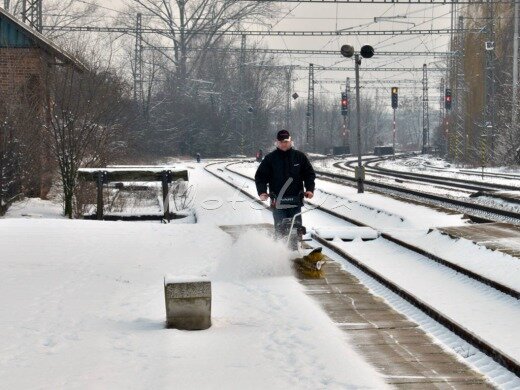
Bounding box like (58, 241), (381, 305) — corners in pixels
(164, 275), (210, 285)
(0, 7), (86, 72)
(78, 167), (187, 173)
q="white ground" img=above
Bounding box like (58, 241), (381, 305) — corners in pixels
(0, 165), (388, 389)
(3, 158), (520, 389)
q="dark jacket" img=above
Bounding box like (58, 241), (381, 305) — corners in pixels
(255, 148), (316, 204)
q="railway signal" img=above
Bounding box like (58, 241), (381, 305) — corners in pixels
(445, 88), (452, 110)
(391, 87), (398, 157)
(341, 92), (348, 116)
(391, 87), (398, 109)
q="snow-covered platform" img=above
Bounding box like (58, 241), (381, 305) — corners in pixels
(438, 222), (520, 258)
(299, 256), (493, 388)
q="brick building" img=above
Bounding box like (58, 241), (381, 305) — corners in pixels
(0, 7), (83, 204)
(0, 7), (83, 100)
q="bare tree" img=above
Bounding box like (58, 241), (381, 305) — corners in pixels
(124, 0), (275, 82)
(43, 61), (130, 218)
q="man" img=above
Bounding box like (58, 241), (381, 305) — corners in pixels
(255, 148), (263, 162)
(255, 129), (316, 237)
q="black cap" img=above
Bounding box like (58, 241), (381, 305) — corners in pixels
(277, 129), (291, 141)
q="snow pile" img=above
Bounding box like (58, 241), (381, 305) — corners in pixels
(312, 226), (379, 241)
(213, 229), (293, 281)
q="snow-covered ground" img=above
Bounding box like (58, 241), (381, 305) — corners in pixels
(0, 165), (388, 389)
(4, 159), (520, 389)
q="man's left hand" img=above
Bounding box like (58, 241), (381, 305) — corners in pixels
(304, 191), (314, 199)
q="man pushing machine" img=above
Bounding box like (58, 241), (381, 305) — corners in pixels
(254, 130), (316, 242)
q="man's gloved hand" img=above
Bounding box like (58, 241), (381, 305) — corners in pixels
(304, 191), (314, 199)
(259, 193), (269, 201)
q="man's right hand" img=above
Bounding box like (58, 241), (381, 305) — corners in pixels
(259, 193), (269, 201)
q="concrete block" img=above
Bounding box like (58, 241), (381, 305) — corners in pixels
(164, 276), (211, 330)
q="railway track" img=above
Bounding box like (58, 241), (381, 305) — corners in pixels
(205, 160), (520, 378)
(391, 157), (520, 182)
(362, 159), (520, 192)
(312, 160), (520, 224)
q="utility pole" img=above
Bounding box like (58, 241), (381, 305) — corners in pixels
(285, 68), (291, 130)
(454, 16), (465, 162)
(422, 64), (430, 153)
(440, 78), (447, 153)
(440, 78), (445, 127)
(22, 0), (42, 32)
(513, 0), (519, 137)
(236, 34), (246, 153)
(306, 63), (315, 152)
(447, 2), (456, 161)
(341, 79), (349, 149)
(391, 87), (398, 156)
(347, 77), (351, 149)
(393, 99), (396, 156)
(484, 3), (496, 163)
(375, 87), (379, 147)
(134, 13), (143, 105)
(355, 54), (364, 193)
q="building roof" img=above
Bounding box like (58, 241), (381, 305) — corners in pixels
(0, 7), (86, 71)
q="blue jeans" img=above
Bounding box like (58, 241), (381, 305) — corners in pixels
(272, 205), (302, 238)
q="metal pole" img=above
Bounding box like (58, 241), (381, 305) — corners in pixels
(22, 0), (28, 24)
(440, 78), (445, 152)
(485, 3), (496, 163)
(342, 78), (348, 148)
(134, 13), (143, 104)
(237, 34), (246, 152)
(306, 63), (315, 151)
(446, 116), (449, 155)
(355, 54), (364, 193)
(454, 16), (465, 162)
(37, 0), (42, 33)
(375, 88), (379, 147)
(513, 0), (519, 132)
(393, 108), (396, 157)
(285, 68), (291, 130)
(347, 77), (351, 149)
(311, 68), (315, 152)
(21, 0), (42, 32)
(422, 63), (430, 153)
